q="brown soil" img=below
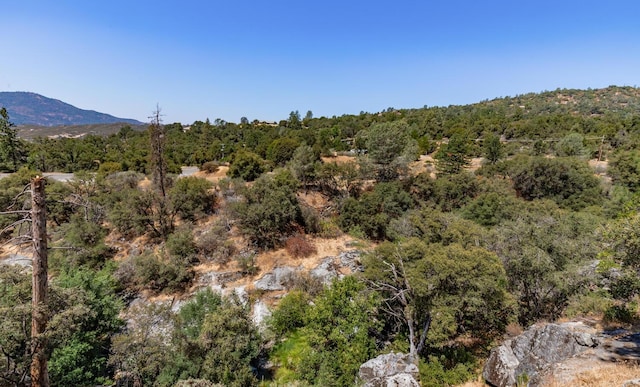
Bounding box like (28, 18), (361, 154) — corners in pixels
(297, 191), (331, 212)
(321, 155), (356, 164)
(193, 165), (229, 184)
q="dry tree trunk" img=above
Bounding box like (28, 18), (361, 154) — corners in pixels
(30, 176), (49, 387)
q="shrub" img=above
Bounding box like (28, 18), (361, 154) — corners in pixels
(604, 303), (636, 325)
(196, 223), (235, 265)
(564, 292), (614, 318)
(200, 161), (220, 174)
(338, 181), (413, 240)
(609, 150), (640, 192)
(411, 172), (478, 211)
(300, 204), (321, 234)
(95, 160), (120, 176)
(228, 151), (265, 181)
(169, 176), (215, 221)
(234, 169), (302, 248)
(282, 271), (325, 297)
(269, 290), (310, 336)
(236, 250), (259, 276)
(266, 137), (300, 167)
(610, 271), (640, 300)
(319, 219), (342, 238)
(132, 252), (194, 294)
(166, 227), (198, 264)
(418, 352), (476, 387)
(555, 132), (587, 157)
(285, 235), (317, 258)
(462, 192), (517, 226)
(509, 155), (603, 210)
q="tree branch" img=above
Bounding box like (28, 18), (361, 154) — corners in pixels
(0, 210), (31, 215)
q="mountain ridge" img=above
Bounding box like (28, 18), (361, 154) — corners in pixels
(0, 91), (143, 126)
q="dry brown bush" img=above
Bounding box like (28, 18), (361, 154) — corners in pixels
(282, 271), (325, 297)
(285, 234), (317, 258)
(196, 222), (234, 264)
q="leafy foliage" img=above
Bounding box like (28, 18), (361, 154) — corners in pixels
(228, 151), (265, 181)
(269, 290), (310, 337)
(509, 155), (603, 210)
(483, 133), (503, 164)
(109, 303), (176, 387)
(492, 206), (604, 324)
(49, 266), (124, 386)
(338, 181), (413, 240)
(363, 239), (514, 353)
(435, 130), (472, 175)
(609, 150), (640, 192)
(234, 169), (302, 248)
(169, 176), (215, 221)
(297, 277), (382, 386)
(0, 108), (26, 172)
(362, 121), (416, 181)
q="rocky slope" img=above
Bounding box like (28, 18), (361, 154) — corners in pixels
(483, 322), (640, 387)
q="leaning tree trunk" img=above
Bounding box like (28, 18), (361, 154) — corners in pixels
(30, 177), (49, 387)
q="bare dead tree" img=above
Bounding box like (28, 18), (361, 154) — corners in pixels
(148, 106), (173, 237)
(149, 106), (168, 198)
(0, 177), (50, 386)
(30, 176), (49, 387)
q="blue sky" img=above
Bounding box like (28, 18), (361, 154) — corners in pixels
(3, 1), (640, 124)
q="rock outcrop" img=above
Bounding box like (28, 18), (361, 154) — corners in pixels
(253, 266), (298, 291)
(359, 352), (420, 387)
(483, 322), (600, 387)
(310, 257), (341, 284)
(339, 250), (362, 272)
(1, 253), (32, 268)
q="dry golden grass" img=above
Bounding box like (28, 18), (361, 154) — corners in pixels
(320, 155), (356, 164)
(297, 190), (330, 212)
(545, 362), (640, 387)
(455, 382), (485, 387)
(453, 362), (640, 387)
(194, 165), (229, 183)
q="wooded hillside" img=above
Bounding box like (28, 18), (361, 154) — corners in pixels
(1, 86), (640, 386)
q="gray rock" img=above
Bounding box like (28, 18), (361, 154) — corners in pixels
(623, 379), (640, 387)
(483, 345), (519, 387)
(254, 266), (298, 291)
(198, 271), (242, 288)
(339, 250), (362, 272)
(384, 373), (420, 387)
(252, 299), (271, 330)
(310, 257), (340, 285)
(483, 322), (599, 387)
(233, 285), (248, 304)
(359, 352), (420, 387)
(1, 253), (32, 268)
(171, 299), (187, 313)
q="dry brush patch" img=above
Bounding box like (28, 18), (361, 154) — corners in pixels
(285, 234), (317, 258)
(545, 362), (640, 387)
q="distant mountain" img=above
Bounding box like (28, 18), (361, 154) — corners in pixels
(0, 91), (143, 126)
